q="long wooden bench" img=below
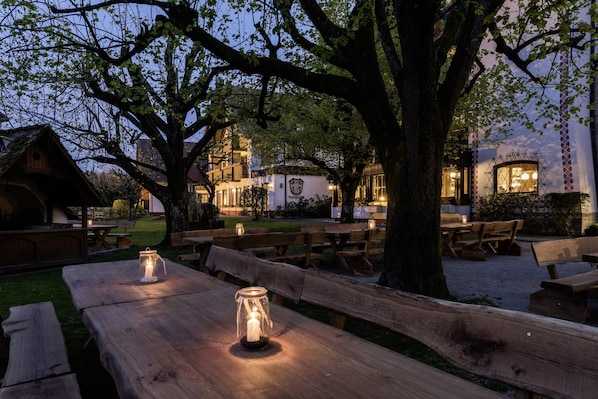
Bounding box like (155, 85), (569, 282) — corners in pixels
(170, 227), (270, 247)
(213, 232), (324, 268)
(0, 301), (81, 399)
(530, 236), (598, 322)
(172, 227), (271, 266)
(204, 246), (598, 399)
(300, 222), (369, 252)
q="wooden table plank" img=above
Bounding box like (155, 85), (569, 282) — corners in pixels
(540, 269), (598, 293)
(582, 252), (598, 264)
(72, 271), (504, 399)
(62, 260), (229, 311)
(1, 302), (71, 387)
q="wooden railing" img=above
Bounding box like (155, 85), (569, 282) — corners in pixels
(0, 229), (87, 274)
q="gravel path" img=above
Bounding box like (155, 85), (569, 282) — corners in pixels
(355, 240), (598, 325)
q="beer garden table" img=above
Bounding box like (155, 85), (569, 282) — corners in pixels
(62, 260), (505, 399)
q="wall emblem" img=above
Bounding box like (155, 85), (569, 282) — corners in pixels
(289, 178), (304, 195)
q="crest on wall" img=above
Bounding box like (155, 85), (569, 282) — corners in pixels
(289, 178), (304, 195)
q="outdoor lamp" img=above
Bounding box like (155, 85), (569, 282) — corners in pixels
(87, 220), (93, 227)
(236, 223), (245, 235)
(138, 247), (167, 284)
(368, 219), (376, 229)
(235, 287), (272, 350)
(461, 215), (468, 224)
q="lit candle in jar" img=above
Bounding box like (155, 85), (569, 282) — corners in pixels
(247, 312), (260, 343)
(460, 215), (468, 224)
(144, 261), (154, 280)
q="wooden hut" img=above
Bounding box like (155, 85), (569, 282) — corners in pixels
(0, 125), (104, 273)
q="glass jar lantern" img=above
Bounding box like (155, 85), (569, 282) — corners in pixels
(235, 287), (271, 350)
(368, 219), (376, 229)
(236, 223), (245, 235)
(139, 247), (166, 284)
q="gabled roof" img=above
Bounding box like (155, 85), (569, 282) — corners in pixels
(0, 125), (104, 206)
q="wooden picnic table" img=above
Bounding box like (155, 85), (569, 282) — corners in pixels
(62, 260), (504, 399)
(440, 222), (473, 258)
(87, 224), (117, 251)
(325, 230), (375, 275)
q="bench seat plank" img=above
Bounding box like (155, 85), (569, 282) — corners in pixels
(540, 269), (598, 293)
(1, 302), (71, 387)
(0, 374), (81, 399)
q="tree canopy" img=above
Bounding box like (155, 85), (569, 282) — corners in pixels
(1, 0), (595, 296)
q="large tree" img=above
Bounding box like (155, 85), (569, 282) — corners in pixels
(3, 1), (595, 296)
(164, 0), (595, 296)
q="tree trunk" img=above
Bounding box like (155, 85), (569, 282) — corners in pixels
(378, 149), (449, 297)
(154, 184), (189, 246)
(339, 175), (362, 223)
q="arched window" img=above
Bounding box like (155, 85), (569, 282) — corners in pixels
(494, 161), (538, 193)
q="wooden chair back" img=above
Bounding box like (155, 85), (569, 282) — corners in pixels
(301, 268), (598, 399)
(237, 232), (305, 250)
(301, 223), (369, 233)
(532, 236), (598, 279)
(440, 213), (460, 224)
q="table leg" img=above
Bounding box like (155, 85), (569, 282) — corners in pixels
(93, 229), (112, 251)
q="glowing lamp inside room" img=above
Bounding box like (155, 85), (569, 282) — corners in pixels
(139, 247), (166, 284)
(235, 287), (271, 350)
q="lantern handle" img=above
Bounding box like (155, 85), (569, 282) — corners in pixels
(156, 254), (167, 276)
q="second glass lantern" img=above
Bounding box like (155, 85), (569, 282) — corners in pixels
(235, 286), (271, 350)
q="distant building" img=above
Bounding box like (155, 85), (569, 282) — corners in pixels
(205, 125), (330, 216)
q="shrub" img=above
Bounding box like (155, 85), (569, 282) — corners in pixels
(241, 187), (268, 220)
(475, 192), (589, 236)
(112, 200), (129, 219)
(584, 224), (598, 236)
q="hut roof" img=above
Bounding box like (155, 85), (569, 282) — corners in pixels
(0, 125), (104, 207)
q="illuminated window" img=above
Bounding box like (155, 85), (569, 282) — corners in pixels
(441, 166), (469, 204)
(372, 175), (386, 201)
(494, 162), (538, 193)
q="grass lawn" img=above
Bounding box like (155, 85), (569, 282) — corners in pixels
(0, 216), (509, 397)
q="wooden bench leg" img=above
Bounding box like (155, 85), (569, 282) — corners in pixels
(116, 236), (132, 248)
(515, 389), (541, 399)
(529, 289), (589, 322)
(329, 313), (346, 329)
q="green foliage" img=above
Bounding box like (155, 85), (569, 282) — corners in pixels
(274, 195), (331, 218)
(476, 192), (590, 236)
(240, 186), (268, 220)
(476, 193), (538, 221)
(583, 224), (598, 236)
(188, 193), (221, 229)
(112, 199), (129, 219)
